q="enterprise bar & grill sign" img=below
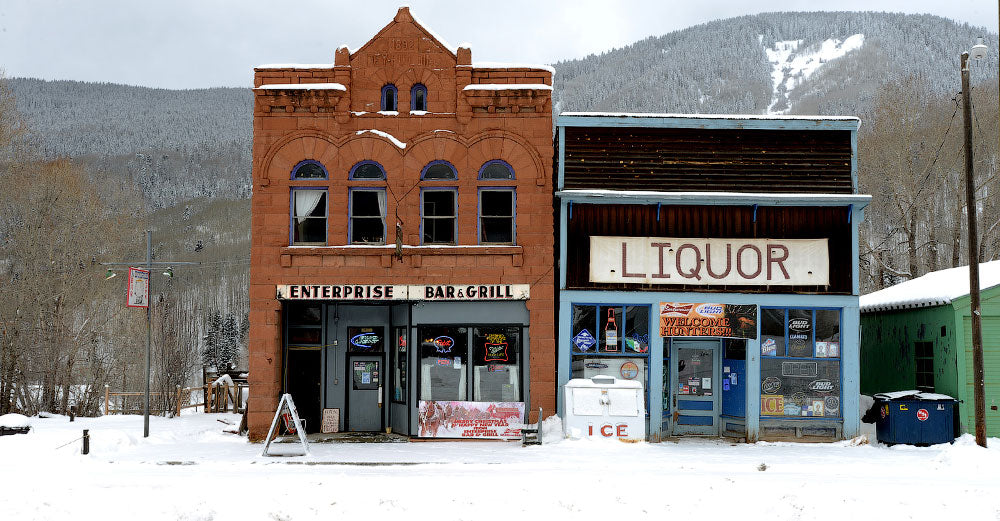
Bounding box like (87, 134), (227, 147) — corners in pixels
(590, 236), (829, 286)
(276, 284), (530, 301)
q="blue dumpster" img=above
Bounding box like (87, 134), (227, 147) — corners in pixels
(872, 391), (958, 446)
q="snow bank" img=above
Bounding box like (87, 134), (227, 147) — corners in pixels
(0, 413), (30, 428)
(861, 260), (1000, 312)
(541, 414), (564, 444)
(356, 129), (406, 149)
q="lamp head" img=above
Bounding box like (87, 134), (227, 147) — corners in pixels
(163, 267), (173, 277)
(971, 37), (987, 60)
(105, 269), (116, 280)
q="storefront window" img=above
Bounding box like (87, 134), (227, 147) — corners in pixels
(571, 304), (650, 355)
(760, 308), (842, 418)
(287, 303), (322, 347)
(393, 326), (407, 403)
(419, 326), (467, 401)
(472, 326), (521, 401)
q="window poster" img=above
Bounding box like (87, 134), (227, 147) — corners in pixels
(352, 360), (380, 390)
(658, 303), (757, 339)
(418, 400), (524, 439)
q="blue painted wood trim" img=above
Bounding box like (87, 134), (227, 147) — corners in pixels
(746, 319), (761, 442)
(556, 114), (860, 132)
(649, 331), (665, 441)
(559, 201), (568, 290)
(555, 191), (872, 208)
(850, 129), (859, 192)
(556, 298), (572, 418)
(852, 206), (865, 296)
(557, 126), (566, 190)
(841, 303), (861, 438)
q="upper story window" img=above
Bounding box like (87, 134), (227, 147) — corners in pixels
(421, 160), (458, 180)
(291, 160), (328, 180)
(290, 187), (327, 245)
(478, 160), (514, 180)
(410, 84), (427, 111)
(421, 188), (456, 245)
(349, 189), (386, 244)
(381, 84), (398, 111)
(350, 160), (386, 180)
(479, 188), (515, 244)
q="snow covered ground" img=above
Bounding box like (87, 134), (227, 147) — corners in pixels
(1, 413), (997, 520)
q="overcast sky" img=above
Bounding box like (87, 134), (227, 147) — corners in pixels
(0, 0), (996, 89)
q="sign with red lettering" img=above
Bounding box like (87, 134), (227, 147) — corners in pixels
(276, 284), (529, 301)
(417, 401), (524, 439)
(589, 236), (829, 286)
(659, 302), (758, 339)
(916, 408), (929, 421)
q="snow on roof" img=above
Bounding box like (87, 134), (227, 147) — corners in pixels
(560, 111), (859, 122)
(473, 61), (556, 74)
(255, 63), (334, 69)
(255, 83), (346, 91)
(408, 10), (457, 54)
(860, 260), (1000, 312)
(463, 84), (553, 91)
(356, 129), (406, 149)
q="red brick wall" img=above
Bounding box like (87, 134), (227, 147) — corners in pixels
(248, 7), (554, 440)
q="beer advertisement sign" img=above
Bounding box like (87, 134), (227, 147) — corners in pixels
(659, 302), (757, 339)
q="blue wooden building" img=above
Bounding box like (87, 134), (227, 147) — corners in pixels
(555, 113), (870, 441)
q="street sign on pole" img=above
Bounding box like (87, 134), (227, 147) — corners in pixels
(126, 267), (150, 308)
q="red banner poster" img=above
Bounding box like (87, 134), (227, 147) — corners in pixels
(417, 401), (524, 439)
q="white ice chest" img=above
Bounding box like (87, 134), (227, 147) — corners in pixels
(564, 376), (646, 441)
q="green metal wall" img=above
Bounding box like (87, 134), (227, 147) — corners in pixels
(954, 284), (1000, 437)
(861, 306), (956, 396)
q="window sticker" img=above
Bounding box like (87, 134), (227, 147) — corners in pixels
(573, 329), (597, 351)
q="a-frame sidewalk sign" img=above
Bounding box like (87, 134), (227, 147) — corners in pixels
(260, 393), (310, 457)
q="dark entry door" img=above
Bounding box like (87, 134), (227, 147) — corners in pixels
(348, 355), (384, 431)
(286, 349), (321, 433)
(671, 340), (721, 436)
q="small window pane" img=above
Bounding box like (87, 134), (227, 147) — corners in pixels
(815, 310), (840, 358)
(293, 162), (326, 179)
(351, 191), (385, 244)
(292, 190), (327, 244)
(480, 190), (514, 244)
(394, 327), (407, 403)
(423, 163), (457, 180)
(422, 191), (455, 244)
(787, 309), (814, 357)
(473, 326), (520, 401)
(761, 308), (785, 356)
(287, 304), (321, 326)
(288, 327), (321, 344)
(352, 163), (385, 180)
(480, 162), (514, 180)
(412, 85), (427, 111)
(623, 306), (649, 353)
(570, 305), (598, 354)
(419, 326), (467, 401)
(382, 86), (396, 111)
(599, 306), (623, 353)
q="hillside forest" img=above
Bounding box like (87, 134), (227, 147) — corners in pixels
(0, 11), (998, 416)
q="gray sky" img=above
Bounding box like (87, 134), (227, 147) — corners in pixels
(0, 0), (996, 89)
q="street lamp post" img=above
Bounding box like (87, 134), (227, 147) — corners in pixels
(960, 38), (988, 448)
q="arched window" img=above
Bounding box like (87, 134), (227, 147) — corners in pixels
(291, 160), (328, 180)
(478, 160), (515, 180)
(410, 84), (427, 111)
(381, 84), (398, 111)
(349, 160), (387, 180)
(421, 160), (458, 180)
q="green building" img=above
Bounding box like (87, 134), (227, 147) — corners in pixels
(860, 260), (1000, 436)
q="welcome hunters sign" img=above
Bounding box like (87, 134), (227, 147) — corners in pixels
(589, 236), (829, 286)
(276, 284), (530, 301)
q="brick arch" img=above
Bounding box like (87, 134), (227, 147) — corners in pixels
(406, 129), (547, 185)
(404, 132), (469, 178)
(258, 130), (341, 186)
(336, 133), (406, 179)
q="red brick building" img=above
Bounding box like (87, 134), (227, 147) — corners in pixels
(248, 7), (554, 440)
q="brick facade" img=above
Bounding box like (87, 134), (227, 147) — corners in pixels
(248, 7), (554, 440)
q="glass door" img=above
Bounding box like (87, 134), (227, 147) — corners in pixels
(671, 340), (721, 435)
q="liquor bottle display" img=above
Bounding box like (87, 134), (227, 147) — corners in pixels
(604, 308), (619, 351)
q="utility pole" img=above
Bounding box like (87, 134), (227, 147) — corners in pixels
(102, 230), (198, 438)
(961, 48), (987, 448)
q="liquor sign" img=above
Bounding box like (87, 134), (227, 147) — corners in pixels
(126, 267), (150, 308)
(590, 236), (829, 286)
(417, 401), (524, 439)
(659, 302), (757, 339)
(277, 284), (530, 301)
